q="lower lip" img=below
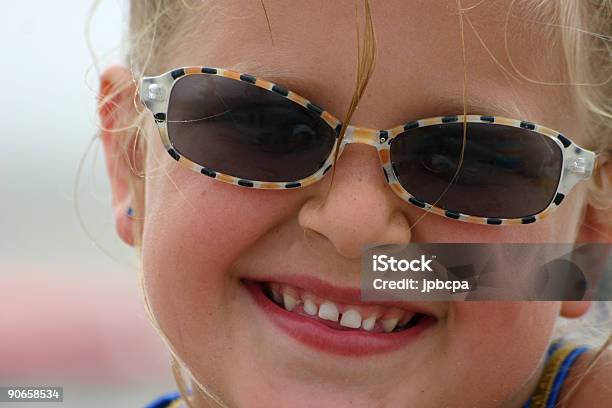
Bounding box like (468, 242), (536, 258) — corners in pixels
(244, 280), (435, 357)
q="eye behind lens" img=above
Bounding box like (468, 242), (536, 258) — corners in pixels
(167, 74), (336, 182)
(389, 122), (562, 218)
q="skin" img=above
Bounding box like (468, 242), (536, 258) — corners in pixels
(99, 1), (612, 407)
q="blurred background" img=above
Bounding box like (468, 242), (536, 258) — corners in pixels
(1, 1), (176, 406)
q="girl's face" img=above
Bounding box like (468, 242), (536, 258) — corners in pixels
(103, 1), (599, 407)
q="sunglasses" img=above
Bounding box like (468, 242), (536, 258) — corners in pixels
(139, 66), (597, 225)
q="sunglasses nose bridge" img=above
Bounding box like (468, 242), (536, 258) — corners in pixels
(340, 125), (382, 151)
(337, 125), (392, 182)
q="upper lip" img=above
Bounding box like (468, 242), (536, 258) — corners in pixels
(246, 274), (442, 318)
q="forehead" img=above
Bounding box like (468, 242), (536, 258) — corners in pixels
(168, 0), (574, 133)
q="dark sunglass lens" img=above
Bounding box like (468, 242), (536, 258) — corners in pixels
(389, 122), (563, 219)
(167, 74), (336, 182)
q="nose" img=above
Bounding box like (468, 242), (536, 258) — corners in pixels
(298, 143), (413, 259)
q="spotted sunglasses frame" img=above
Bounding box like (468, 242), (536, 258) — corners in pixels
(140, 66), (597, 226)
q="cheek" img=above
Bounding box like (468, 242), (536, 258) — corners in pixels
(422, 185), (586, 243)
(446, 301), (560, 391)
(144, 163), (301, 266)
(139, 163), (304, 345)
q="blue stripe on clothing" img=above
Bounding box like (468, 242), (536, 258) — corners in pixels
(546, 347), (588, 408)
(546, 341), (563, 358)
(144, 391), (181, 408)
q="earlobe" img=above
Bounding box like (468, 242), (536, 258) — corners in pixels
(560, 301), (591, 318)
(114, 200), (136, 247)
(98, 65), (140, 247)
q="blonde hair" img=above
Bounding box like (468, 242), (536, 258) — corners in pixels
(89, 0), (612, 406)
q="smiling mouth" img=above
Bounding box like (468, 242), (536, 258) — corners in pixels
(243, 277), (437, 356)
(255, 281), (431, 334)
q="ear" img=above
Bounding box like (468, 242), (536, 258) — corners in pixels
(576, 153), (612, 243)
(566, 154), (612, 317)
(560, 301), (591, 318)
(98, 65), (140, 247)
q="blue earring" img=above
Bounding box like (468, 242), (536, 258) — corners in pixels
(127, 207), (134, 217)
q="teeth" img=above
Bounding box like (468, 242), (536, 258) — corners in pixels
(340, 309), (362, 328)
(318, 301), (339, 322)
(271, 290), (283, 304)
(303, 298), (318, 316)
(361, 315), (376, 331)
(268, 283), (421, 333)
(382, 317), (399, 333)
(283, 293), (297, 312)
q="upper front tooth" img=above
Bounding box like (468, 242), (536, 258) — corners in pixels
(318, 301), (339, 322)
(361, 315), (376, 331)
(340, 309), (362, 328)
(303, 298), (318, 316)
(382, 317), (399, 333)
(283, 293), (297, 312)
